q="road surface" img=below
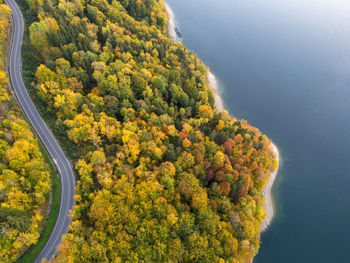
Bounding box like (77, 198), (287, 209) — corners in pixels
(5, 0), (75, 261)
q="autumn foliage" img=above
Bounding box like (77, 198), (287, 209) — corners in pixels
(18, 0), (279, 262)
(0, 3), (51, 261)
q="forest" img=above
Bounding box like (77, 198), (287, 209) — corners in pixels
(8, 0), (278, 262)
(0, 1), (52, 262)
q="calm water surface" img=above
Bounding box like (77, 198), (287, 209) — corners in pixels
(167, 0), (350, 262)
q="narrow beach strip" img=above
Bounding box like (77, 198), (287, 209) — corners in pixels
(261, 143), (279, 232)
(207, 71), (224, 111)
(165, 3), (177, 41)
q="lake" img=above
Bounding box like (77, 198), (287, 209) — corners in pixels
(166, 0), (350, 262)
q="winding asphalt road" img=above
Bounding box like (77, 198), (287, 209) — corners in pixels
(5, 0), (75, 262)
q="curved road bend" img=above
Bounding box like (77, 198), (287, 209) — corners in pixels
(5, 0), (75, 262)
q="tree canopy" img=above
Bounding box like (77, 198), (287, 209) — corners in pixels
(19, 0), (278, 262)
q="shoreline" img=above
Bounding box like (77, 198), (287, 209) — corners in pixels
(261, 143), (280, 232)
(207, 71), (224, 111)
(251, 143), (279, 263)
(165, 3), (177, 41)
(164, 1), (279, 234)
(165, 3), (224, 111)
